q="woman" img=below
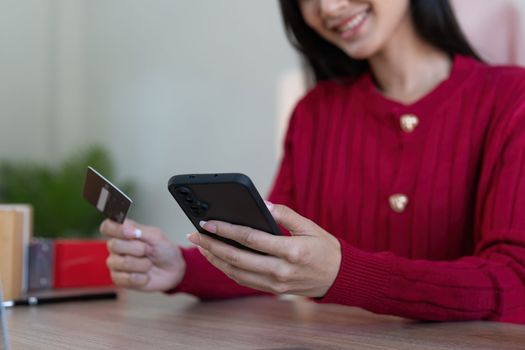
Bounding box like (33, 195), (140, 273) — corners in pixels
(100, 0), (525, 323)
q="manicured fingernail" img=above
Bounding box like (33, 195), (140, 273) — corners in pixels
(187, 232), (199, 245)
(133, 228), (142, 239)
(200, 220), (217, 233)
(264, 200), (274, 212)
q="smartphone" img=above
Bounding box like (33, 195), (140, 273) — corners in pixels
(168, 173), (283, 253)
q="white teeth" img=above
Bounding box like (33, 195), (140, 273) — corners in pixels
(340, 11), (367, 32)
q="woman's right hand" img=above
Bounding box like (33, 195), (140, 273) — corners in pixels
(99, 219), (186, 292)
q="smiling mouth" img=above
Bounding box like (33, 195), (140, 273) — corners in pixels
(333, 9), (370, 36)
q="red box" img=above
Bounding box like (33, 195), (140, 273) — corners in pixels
(53, 239), (113, 288)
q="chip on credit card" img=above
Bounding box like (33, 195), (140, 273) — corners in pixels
(82, 166), (132, 224)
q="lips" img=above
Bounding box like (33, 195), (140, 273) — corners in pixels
(329, 8), (370, 37)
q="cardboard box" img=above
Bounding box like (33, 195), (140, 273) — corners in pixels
(0, 205), (32, 295)
(0, 209), (24, 301)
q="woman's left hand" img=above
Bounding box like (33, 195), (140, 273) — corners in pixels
(187, 202), (341, 298)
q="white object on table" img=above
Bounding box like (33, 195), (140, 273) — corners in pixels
(0, 282), (10, 350)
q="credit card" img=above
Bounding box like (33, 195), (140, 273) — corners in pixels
(82, 166), (132, 224)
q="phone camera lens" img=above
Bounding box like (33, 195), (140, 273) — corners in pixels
(177, 187), (190, 195)
(189, 201), (208, 217)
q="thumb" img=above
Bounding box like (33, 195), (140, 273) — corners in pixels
(267, 202), (314, 236)
(122, 219), (162, 245)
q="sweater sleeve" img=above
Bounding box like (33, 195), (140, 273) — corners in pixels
(317, 90), (525, 323)
(170, 246), (267, 300)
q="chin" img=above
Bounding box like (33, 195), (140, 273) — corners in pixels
(341, 44), (377, 60)
(345, 50), (373, 60)
(334, 34), (381, 60)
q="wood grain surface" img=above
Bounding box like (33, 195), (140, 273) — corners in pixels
(6, 291), (525, 350)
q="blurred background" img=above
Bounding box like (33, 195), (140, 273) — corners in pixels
(0, 0), (299, 243)
(1, 0), (524, 245)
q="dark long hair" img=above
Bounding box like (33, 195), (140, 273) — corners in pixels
(279, 0), (481, 83)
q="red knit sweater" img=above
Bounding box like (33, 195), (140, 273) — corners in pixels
(175, 56), (525, 323)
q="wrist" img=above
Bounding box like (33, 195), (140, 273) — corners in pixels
(162, 245), (187, 294)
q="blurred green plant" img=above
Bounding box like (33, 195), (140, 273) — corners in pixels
(0, 146), (134, 238)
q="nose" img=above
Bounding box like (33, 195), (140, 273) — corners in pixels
(320, 0), (349, 17)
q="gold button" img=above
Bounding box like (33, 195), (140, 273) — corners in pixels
(400, 114), (419, 133)
(389, 194), (408, 213)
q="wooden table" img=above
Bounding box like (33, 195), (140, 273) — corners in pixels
(5, 291), (525, 350)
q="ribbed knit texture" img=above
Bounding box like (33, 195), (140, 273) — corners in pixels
(174, 56), (525, 323)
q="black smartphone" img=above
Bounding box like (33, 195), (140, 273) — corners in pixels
(168, 173), (283, 253)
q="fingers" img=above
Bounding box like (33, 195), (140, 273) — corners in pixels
(106, 243), (153, 289)
(110, 271), (150, 289)
(197, 221), (292, 258)
(107, 238), (150, 257)
(99, 219), (162, 245)
(100, 219), (140, 239)
(106, 255), (153, 273)
(198, 247), (288, 294)
(189, 232), (282, 274)
(269, 204), (315, 236)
